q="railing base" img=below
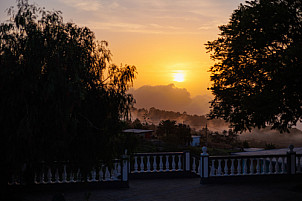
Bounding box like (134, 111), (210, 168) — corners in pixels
(200, 174), (302, 184)
(130, 171), (198, 180)
(8, 180), (129, 194)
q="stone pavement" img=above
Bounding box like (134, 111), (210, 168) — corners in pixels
(17, 177), (302, 201)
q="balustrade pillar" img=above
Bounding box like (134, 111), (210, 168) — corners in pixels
(287, 145), (296, 175)
(200, 146), (209, 184)
(121, 152), (129, 183)
(185, 151), (190, 171)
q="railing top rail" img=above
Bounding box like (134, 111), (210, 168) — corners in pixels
(209, 154), (287, 159)
(133, 152), (184, 156)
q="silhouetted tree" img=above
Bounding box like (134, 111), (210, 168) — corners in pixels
(206, 0), (302, 132)
(156, 120), (177, 138)
(1, 0), (136, 184)
(156, 120), (192, 146)
(175, 123), (192, 146)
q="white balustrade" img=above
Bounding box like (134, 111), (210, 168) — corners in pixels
(249, 158), (254, 175)
(147, 156), (151, 172)
(243, 159), (247, 175)
(178, 155), (182, 171)
(140, 156), (144, 172)
(165, 155), (169, 171)
(281, 157), (286, 174)
(172, 155), (176, 171)
(70, 172), (75, 183)
(217, 159), (222, 176)
(153, 156), (157, 172)
(105, 167), (110, 181)
(297, 156), (301, 173)
(192, 157), (196, 173)
(256, 158), (260, 174)
(55, 168), (60, 183)
(262, 158), (267, 174)
(275, 157), (279, 174)
(134, 156), (138, 173)
(98, 168), (104, 181)
(230, 159), (235, 176)
(62, 165), (67, 183)
(224, 159), (228, 176)
(47, 168), (52, 183)
(268, 158), (273, 174)
(197, 159), (201, 175)
(210, 160), (215, 176)
(237, 159), (241, 175)
(159, 156), (163, 172)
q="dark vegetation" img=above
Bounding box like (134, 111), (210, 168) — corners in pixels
(206, 0), (302, 133)
(2, 0), (136, 185)
(131, 107), (229, 131)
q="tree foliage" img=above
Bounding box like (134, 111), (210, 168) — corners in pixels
(156, 120), (192, 146)
(1, 0), (136, 177)
(206, 0), (302, 133)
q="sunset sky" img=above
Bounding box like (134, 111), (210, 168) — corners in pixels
(0, 0), (244, 114)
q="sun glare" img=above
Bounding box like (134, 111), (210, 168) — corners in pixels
(173, 72), (185, 82)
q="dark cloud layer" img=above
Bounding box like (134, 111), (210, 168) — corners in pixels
(128, 84), (211, 116)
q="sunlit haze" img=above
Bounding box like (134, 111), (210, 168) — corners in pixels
(0, 0), (245, 113)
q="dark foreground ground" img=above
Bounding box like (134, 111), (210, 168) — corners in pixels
(10, 177), (302, 201)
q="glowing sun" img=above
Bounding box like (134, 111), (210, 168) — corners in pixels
(173, 72), (185, 82)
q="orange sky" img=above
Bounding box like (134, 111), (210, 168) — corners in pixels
(0, 0), (244, 97)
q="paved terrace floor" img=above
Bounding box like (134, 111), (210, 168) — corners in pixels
(14, 177), (302, 201)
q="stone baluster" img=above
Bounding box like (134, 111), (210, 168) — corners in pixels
(105, 167), (110, 181)
(268, 157), (273, 174)
(40, 172), (45, 184)
(281, 157), (286, 174)
(62, 165), (67, 183)
(197, 159), (201, 175)
(262, 158), (267, 174)
(47, 168), (52, 183)
(76, 168), (81, 182)
(230, 159), (235, 176)
(217, 159), (222, 176)
(91, 169), (97, 182)
(33, 174), (37, 184)
(192, 157), (196, 173)
(70, 172), (75, 183)
(147, 156), (151, 172)
(237, 159), (241, 175)
(87, 172), (91, 182)
(250, 158), (254, 175)
(140, 156), (144, 172)
(159, 155), (163, 172)
(256, 158), (260, 174)
(112, 163), (118, 180)
(178, 155), (182, 171)
(153, 156), (157, 172)
(210, 160), (215, 176)
(117, 163), (121, 176)
(224, 159), (228, 176)
(98, 168), (104, 181)
(275, 157), (279, 174)
(55, 168), (60, 183)
(165, 155), (170, 171)
(134, 156), (138, 173)
(297, 156), (301, 173)
(243, 159), (247, 175)
(172, 155), (176, 171)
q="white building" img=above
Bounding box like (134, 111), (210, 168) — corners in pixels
(191, 136), (201, 147)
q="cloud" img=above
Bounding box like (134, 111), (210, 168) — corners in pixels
(128, 84), (211, 115)
(59, 0), (102, 11)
